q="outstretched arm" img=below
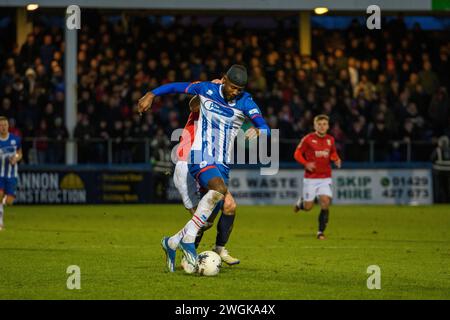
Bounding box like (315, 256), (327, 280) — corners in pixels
(137, 82), (196, 114)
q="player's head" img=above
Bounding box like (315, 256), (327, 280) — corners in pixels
(314, 114), (329, 136)
(0, 116), (9, 135)
(222, 64), (247, 101)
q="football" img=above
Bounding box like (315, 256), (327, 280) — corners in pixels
(197, 251), (222, 276)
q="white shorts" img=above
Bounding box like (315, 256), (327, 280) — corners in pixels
(302, 178), (333, 202)
(173, 161), (200, 210)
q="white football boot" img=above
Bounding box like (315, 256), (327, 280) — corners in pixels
(213, 246), (240, 265)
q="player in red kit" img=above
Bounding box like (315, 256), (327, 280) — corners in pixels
(293, 114), (342, 240)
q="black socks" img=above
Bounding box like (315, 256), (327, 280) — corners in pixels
(318, 209), (329, 233)
(216, 214), (235, 247)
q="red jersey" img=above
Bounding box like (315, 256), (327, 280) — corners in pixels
(176, 111), (199, 161)
(294, 132), (340, 179)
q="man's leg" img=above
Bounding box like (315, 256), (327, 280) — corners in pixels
(294, 179), (315, 213)
(163, 188), (224, 272)
(316, 179), (333, 239)
(294, 198), (314, 212)
(4, 195), (14, 206)
(194, 202), (221, 249)
(317, 195), (331, 240)
(169, 196), (223, 248)
(0, 191), (5, 230)
(0, 177), (9, 230)
(171, 160), (218, 249)
(177, 177), (226, 267)
(167, 205), (216, 251)
(213, 192), (240, 265)
(171, 161), (201, 249)
(163, 166), (227, 271)
(0, 178), (16, 230)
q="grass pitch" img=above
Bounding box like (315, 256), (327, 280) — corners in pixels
(0, 204), (449, 300)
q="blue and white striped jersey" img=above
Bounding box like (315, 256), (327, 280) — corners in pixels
(184, 82), (269, 165)
(151, 81), (271, 166)
(0, 133), (21, 178)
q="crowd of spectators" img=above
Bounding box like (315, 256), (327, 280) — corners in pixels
(0, 12), (449, 164)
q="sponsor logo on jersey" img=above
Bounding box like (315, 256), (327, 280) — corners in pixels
(327, 139), (331, 146)
(203, 99), (234, 118)
(206, 89), (213, 96)
(315, 150), (330, 158)
(312, 140), (317, 144)
(204, 100), (214, 110)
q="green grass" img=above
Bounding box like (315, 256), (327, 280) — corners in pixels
(0, 205), (449, 300)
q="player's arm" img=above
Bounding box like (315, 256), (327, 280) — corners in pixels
(9, 148), (22, 165)
(330, 138), (341, 168)
(294, 138), (315, 172)
(244, 99), (271, 139)
(137, 82), (203, 114)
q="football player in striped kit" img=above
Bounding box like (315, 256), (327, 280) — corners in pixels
(0, 117), (22, 230)
(138, 65), (271, 272)
(173, 94), (242, 266)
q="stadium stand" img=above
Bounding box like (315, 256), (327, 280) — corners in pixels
(0, 13), (449, 164)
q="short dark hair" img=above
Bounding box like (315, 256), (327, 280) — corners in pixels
(226, 64), (248, 87)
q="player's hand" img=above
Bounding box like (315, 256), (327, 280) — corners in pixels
(305, 162), (316, 172)
(334, 159), (342, 168)
(137, 92), (155, 115)
(245, 127), (260, 140)
(9, 155), (18, 166)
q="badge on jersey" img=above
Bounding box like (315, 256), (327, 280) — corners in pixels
(249, 108), (259, 115)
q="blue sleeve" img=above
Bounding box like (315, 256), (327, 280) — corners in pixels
(151, 82), (204, 96)
(243, 98), (271, 136)
(17, 137), (21, 149)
